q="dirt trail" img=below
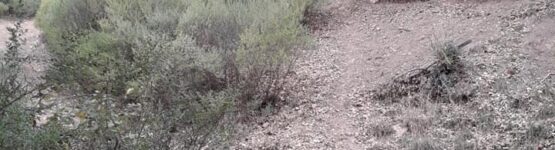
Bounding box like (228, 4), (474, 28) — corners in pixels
(1, 19), (53, 126)
(1, 0), (553, 149)
(239, 0), (554, 149)
(0, 19), (48, 83)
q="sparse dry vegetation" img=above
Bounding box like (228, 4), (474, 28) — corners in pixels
(366, 1), (555, 148)
(373, 40), (474, 105)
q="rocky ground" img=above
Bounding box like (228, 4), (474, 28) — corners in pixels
(237, 0), (555, 149)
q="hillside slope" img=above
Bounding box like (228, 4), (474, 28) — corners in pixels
(238, 0), (555, 149)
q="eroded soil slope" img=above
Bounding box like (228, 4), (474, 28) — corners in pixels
(238, 0), (555, 149)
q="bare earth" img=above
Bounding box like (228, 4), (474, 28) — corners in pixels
(1, 0), (554, 149)
(237, 0), (554, 149)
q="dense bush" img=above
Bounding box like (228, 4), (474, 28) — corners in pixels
(36, 0), (108, 92)
(36, 0), (315, 148)
(37, 0), (313, 111)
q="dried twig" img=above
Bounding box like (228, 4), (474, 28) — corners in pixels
(457, 40), (472, 49)
(541, 73), (554, 83)
(394, 61), (438, 80)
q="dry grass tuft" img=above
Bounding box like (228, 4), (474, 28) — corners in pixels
(403, 116), (432, 135)
(372, 40), (474, 105)
(368, 124), (396, 138)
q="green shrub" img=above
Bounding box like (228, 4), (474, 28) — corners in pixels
(36, 0), (106, 53)
(37, 0), (111, 92)
(38, 0), (313, 107)
(0, 2), (8, 16)
(37, 0), (315, 148)
(0, 0), (40, 17)
(15, 0), (40, 17)
(0, 105), (64, 150)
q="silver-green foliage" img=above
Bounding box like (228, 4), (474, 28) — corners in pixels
(36, 0), (314, 149)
